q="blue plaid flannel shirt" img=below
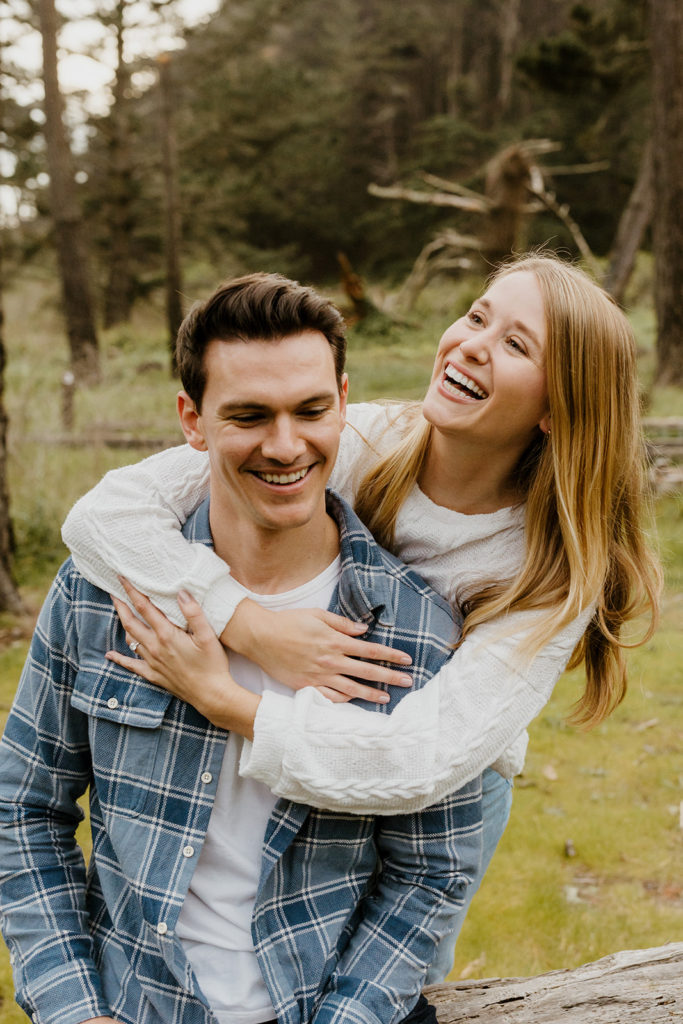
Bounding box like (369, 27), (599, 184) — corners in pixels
(0, 492), (482, 1024)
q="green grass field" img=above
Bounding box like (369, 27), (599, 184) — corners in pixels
(0, 264), (681, 1019)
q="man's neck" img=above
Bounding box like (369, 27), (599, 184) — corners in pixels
(208, 498), (340, 595)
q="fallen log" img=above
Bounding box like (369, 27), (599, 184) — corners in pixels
(425, 943), (683, 1023)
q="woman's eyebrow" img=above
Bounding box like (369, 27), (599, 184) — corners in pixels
(478, 297), (542, 349)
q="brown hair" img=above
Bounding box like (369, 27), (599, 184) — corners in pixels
(176, 272), (347, 410)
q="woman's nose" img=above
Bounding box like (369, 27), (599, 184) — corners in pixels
(457, 331), (491, 362)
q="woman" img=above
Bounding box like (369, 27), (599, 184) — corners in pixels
(62, 253), (661, 973)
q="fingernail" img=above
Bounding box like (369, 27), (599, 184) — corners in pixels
(376, 693), (390, 703)
(397, 675), (413, 687)
(178, 589), (191, 603)
(398, 653), (412, 665)
(353, 622), (368, 632)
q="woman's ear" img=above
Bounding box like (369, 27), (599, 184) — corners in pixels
(177, 391), (208, 451)
(539, 413), (551, 435)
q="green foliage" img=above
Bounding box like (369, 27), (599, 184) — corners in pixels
(516, 0), (650, 252)
(29, 0), (644, 290)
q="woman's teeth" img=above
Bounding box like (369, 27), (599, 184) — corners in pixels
(444, 366), (488, 399)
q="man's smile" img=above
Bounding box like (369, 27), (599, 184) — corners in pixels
(249, 465), (315, 486)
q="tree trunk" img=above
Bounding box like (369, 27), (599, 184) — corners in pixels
(493, 0), (521, 121)
(158, 53), (184, 372)
(483, 143), (533, 268)
(0, 240), (25, 614)
(604, 139), (654, 305)
(103, 0), (136, 329)
(36, 0), (100, 384)
(425, 943), (683, 1023)
(650, 0), (683, 385)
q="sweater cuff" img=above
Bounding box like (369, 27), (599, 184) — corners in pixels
(181, 552), (246, 636)
(239, 690), (293, 790)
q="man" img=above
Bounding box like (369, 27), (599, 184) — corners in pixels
(0, 274), (482, 1024)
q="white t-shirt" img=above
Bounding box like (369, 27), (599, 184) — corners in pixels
(176, 558), (340, 1024)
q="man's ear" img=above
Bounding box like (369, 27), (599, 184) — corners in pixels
(339, 373), (349, 431)
(177, 391), (208, 451)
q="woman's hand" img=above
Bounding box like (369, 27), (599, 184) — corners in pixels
(223, 599), (414, 703)
(106, 579), (259, 737)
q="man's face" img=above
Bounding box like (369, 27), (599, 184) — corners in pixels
(178, 331), (347, 535)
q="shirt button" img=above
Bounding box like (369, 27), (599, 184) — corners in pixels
(106, 697), (119, 710)
(183, 845), (195, 858)
(156, 921), (168, 935)
(201, 772), (213, 784)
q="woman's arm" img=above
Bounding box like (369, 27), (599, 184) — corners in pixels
(61, 444), (237, 631)
(241, 607), (592, 813)
(109, 582), (592, 815)
(62, 406), (414, 697)
(61, 404), (398, 633)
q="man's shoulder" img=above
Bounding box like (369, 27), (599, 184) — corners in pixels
(42, 556), (117, 625)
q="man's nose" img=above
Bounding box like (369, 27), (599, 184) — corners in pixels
(261, 416), (307, 463)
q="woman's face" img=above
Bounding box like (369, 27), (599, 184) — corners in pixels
(422, 270), (551, 452)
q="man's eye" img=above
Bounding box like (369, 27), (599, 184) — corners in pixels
(230, 414), (264, 425)
(299, 407), (328, 418)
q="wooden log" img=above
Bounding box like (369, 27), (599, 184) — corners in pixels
(424, 943), (683, 1023)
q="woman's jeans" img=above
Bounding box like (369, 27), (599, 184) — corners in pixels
(424, 766), (513, 984)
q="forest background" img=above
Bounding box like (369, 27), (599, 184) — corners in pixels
(0, 0), (682, 1019)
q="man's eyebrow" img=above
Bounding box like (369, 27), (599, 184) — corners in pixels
(217, 391), (339, 414)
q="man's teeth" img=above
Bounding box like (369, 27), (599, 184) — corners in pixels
(444, 366), (488, 399)
(258, 467), (309, 484)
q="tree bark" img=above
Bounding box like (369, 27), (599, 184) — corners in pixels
(158, 53), (184, 372)
(604, 139), (654, 305)
(483, 143), (534, 268)
(0, 240), (25, 614)
(650, 0), (683, 384)
(425, 943), (683, 1023)
(493, 0), (521, 121)
(36, 0), (100, 384)
(103, 0), (136, 329)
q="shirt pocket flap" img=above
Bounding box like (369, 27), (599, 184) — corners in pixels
(71, 661), (172, 728)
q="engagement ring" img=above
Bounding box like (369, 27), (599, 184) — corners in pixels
(129, 639), (140, 653)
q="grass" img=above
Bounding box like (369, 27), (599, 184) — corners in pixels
(0, 263), (681, 1017)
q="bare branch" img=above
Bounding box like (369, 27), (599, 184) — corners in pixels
(420, 172), (489, 204)
(368, 182), (488, 214)
(528, 183), (601, 276)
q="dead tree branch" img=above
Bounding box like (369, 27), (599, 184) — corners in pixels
(425, 943), (683, 1023)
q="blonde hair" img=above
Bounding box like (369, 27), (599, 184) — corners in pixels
(355, 254), (662, 727)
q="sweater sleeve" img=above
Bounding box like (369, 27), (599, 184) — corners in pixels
(239, 606), (593, 815)
(61, 444), (241, 633)
(61, 405), (394, 634)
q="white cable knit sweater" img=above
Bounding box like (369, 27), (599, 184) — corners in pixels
(62, 402), (590, 814)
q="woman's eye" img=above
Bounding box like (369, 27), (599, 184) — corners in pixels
(468, 311), (484, 325)
(506, 337), (525, 353)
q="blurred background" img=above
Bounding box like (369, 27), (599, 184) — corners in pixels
(0, 0), (681, 1018)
